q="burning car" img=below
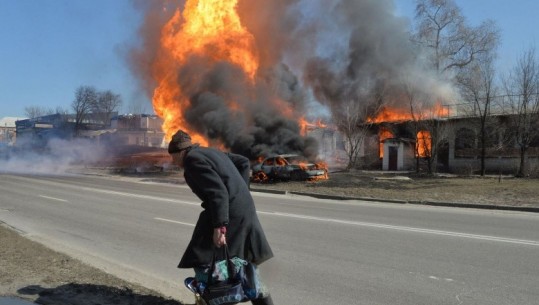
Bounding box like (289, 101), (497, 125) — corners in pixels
(251, 154), (328, 182)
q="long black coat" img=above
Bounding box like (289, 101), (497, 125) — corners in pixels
(178, 146), (273, 268)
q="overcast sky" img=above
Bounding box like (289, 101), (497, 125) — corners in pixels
(0, 0), (537, 119)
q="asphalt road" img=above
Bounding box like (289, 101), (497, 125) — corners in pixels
(1, 173), (538, 305)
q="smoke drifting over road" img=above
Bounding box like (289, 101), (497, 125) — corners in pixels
(0, 138), (108, 175)
(129, 0), (456, 159)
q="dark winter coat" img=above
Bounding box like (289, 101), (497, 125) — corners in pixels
(178, 145), (273, 268)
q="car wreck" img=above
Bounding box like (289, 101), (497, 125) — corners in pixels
(251, 154), (328, 182)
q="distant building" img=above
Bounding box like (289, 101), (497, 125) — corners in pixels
(0, 117), (26, 145)
(15, 112), (117, 147)
(15, 114), (70, 146)
(110, 114), (165, 147)
(14, 113), (165, 148)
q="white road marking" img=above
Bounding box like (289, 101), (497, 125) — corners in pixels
(154, 217), (195, 227)
(81, 188), (200, 206)
(39, 195), (68, 202)
(14, 176), (537, 247)
(258, 211), (539, 247)
(4, 176), (198, 206)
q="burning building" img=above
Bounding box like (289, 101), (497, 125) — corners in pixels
(126, 1), (537, 176)
(129, 0), (321, 161)
(128, 0), (461, 169)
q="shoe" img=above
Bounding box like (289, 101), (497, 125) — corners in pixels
(251, 295), (274, 305)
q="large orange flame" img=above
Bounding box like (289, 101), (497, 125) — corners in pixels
(368, 103), (451, 123)
(416, 130), (431, 158)
(370, 103), (449, 159)
(299, 117), (327, 136)
(379, 128), (394, 158)
(368, 106), (413, 123)
(152, 0), (259, 143)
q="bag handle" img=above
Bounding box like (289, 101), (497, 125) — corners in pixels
(207, 245), (237, 285)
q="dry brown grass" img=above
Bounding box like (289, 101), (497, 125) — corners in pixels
(251, 171), (539, 207)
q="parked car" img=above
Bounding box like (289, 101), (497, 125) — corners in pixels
(251, 154), (328, 182)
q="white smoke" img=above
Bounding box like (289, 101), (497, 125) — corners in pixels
(0, 138), (109, 175)
(239, 0), (459, 111)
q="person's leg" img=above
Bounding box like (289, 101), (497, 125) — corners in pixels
(251, 295), (274, 305)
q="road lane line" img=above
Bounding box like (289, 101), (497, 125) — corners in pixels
(3, 176), (199, 206)
(39, 195), (68, 202)
(154, 217), (195, 227)
(258, 211), (539, 247)
(79, 188), (200, 206)
(12, 175), (537, 247)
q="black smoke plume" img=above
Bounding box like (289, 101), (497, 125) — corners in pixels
(129, 0), (455, 160)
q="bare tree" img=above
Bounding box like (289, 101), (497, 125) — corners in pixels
(24, 106), (54, 119)
(424, 115), (452, 174)
(403, 80), (450, 174)
(334, 93), (385, 169)
(504, 47), (539, 177)
(402, 82), (424, 172)
(414, 0), (500, 80)
(459, 55), (498, 176)
(90, 90), (123, 126)
(127, 97), (151, 115)
(52, 106), (70, 126)
(55, 106), (69, 115)
(402, 79), (436, 173)
(336, 103), (366, 169)
(72, 86), (97, 135)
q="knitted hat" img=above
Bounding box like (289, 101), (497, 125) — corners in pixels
(168, 129), (192, 154)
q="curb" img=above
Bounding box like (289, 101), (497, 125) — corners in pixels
(250, 188), (539, 213)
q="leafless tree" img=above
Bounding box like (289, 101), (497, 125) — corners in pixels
(334, 93), (384, 169)
(403, 80), (451, 174)
(423, 120), (447, 174)
(54, 106), (69, 115)
(503, 47), (539, 177)
(334, 101), (363, 169)
(403, 79), (434, 173)
(402, 82), (424, 172)
(90, 90), (123, 126)
(127, 98), (150, 115)
(24, 106), (54, 119)
(51, 106), (70, 125)
(72, 86), (97, 135)
(458, 55), (498, 175)
(413, 0), (500, 80)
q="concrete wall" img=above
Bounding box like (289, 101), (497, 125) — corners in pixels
(444, 117), (539, 174)
(382, 139), (415, 171)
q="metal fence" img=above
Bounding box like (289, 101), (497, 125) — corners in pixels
(442, 93), (539, 119)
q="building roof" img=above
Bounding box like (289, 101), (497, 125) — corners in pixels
(0, 117), (27, 128)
